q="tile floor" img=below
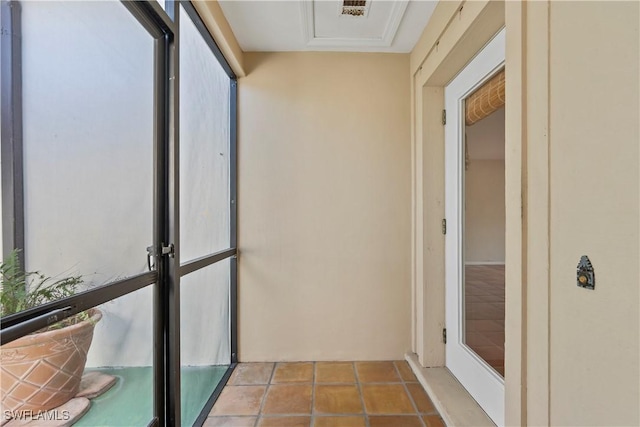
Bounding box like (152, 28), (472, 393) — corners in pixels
(205, 361), (446, 427)
(464, 264), (505, 376)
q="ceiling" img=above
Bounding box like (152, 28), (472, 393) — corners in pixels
(218, 0), (438, 53)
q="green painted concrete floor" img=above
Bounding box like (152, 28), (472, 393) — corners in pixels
(74, 365), (228, 426)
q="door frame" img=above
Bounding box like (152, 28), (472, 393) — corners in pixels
(444, 28), (505, 426)
(410, 2), (531, 425)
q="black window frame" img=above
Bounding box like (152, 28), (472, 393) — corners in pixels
(0, 1), (238, 426)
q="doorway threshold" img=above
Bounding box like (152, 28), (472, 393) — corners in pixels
(405, 353), (495, 427)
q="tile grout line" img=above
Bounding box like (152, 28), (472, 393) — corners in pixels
(260, 413), (364, 418)
(254, 362), (277, 427)
(394, 361), (427, 427)
(352, 362), (370, 427)
(310, 361), (316, 427)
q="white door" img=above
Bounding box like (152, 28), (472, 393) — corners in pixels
(444, 28), (505, 426)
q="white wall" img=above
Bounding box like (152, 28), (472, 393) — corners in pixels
(14, 1), (232, 368)
(238, 52), (412, 361)
(465, 160), (505, 264)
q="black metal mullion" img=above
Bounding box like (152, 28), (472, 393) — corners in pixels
(121, 1), (178, 425)
(179, 248), (236, 277)
(0, 0), (24, 268)
(121, 0), (175, 39)
(153, 33), (169, 427)
(0, 271), (157, 343)
(230, 79), (238, 364)
(122, 1), (181, 424)
(165, 2), (181, 425)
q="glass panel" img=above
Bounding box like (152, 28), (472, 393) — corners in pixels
(78, 285), (155, 426)
(180, 259), (231, 425)
(179, 5), (231, 262)
(1, 285), (155, 426)
(4, 1), (154, 314)
(463, 106), (506, 377)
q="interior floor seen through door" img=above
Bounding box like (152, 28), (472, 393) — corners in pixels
(464, 265), (505, 376)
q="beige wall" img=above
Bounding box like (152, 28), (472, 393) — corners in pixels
(465, 107), (506, 264)
(411, 0), (639, 425)
(237, 52), (411, 361)
(465, 159), (505, 264)
(508, 2), (640, 424)
(547, 2), (639, 425)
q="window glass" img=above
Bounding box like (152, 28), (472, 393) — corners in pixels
(179, 5), (231, 262)
(18, 0), (154, 302)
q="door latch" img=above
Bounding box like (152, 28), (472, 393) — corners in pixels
(146, 243), (175, 271)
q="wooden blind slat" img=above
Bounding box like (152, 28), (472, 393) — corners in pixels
(465, 69), (505, 126)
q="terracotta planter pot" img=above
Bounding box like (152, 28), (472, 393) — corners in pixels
(0, 310), (102, 413)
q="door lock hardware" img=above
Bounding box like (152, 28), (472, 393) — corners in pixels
(146, 243), (175, 271)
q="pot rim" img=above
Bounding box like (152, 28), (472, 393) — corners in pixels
(1, 309), (102, 349)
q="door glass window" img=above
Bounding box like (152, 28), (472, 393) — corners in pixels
(462, 105), (506, 377)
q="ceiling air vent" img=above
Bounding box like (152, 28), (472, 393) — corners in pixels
(341, 0), (368, 17)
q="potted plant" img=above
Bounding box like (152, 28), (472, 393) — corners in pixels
(0, 250), (101, 414)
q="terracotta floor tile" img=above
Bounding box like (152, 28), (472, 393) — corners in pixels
(355, 361), (400, 383)
(314, 385), (363, 414)
(258, 416), (311, 427)
(213, 363), (445, 426)
(369, 415), (424, 427)
(209, 386), (266, 416)
(361, 384), (415, 415)
(262, 384), (312, 414)
(423, 415), (446, 427)
(203, 416), (257, 427)
(313, 416), (366, 427)
(406, 383), (436, 414)
(229, 363), (274, 385)
(315, 362), (356, 383)
(394, 361), (417, 382)
(272, 362), (314, 384)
